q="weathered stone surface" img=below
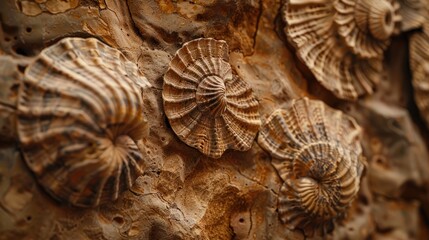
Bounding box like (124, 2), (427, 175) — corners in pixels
(128, 0), (261, 56)
(348, 100), (429, 198)
(0, 56), (19, 144)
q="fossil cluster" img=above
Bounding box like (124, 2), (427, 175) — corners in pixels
(0, 0), (429, 239)
(283, 0), (423, 100)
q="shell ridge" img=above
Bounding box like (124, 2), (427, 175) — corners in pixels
(57, 158), (110, 206)
(18, 103), (101, 135)
(111, 157), (124, 201)
(174, 109), (203, 137)
(33, 56), (111, 119)
(72, 57), (121, 125)
(166, 67), (200, 85)
(291, 99), (316, 143)
(165, 101), (199, 120)
(221, 112), (252, 150)
(98, 67), (138, 136)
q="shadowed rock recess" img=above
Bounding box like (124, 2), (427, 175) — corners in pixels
(0, 0), (429, 239)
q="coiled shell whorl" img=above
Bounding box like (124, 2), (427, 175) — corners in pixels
(335, 0), (401, 58)
(163, 38), (261, 159)
(258, 98), (364, 235)
(17, 37), (151, 207)
(283, 0), (389, 100)
(410, 25), (429, 129)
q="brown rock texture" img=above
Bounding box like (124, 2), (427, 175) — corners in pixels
(0, 0), (429, 239)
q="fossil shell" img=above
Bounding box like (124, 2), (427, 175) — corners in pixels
(258, 98), (364, 235)
(163, 38), (260, 158)
(17, 37), (151, 207)
(335, 0), (401, 58)
(397, 0), (426, 31)
(410, 25), (429, 128)
(283, 0), (389, 100)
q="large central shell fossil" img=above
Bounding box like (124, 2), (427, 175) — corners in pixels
(410, 23), (429, 128)
(163, 38), (261, 159)
(283, 0), (401, 100)
(17, 37), (151, 207)
(258, 98), (364, 235)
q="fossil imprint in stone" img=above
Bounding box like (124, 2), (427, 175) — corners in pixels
(410, 24), (429, 129)
(163, 38), (261, 159)
(258, 98), (364, 235)
(17, 37), (151, 207)
(283, 0), (401, 100)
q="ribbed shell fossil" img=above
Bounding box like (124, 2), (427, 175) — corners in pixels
(335, 0), (401, 58)
(398, 0), (426, 31)
(163, 38), (260, 159)
(258, 98), (364, 235)
(283, 0), (400, 100)
(17, 37), (151, 207)
(410, 24), (429, 128)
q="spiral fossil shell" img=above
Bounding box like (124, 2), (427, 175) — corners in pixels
(163, 38), (261, 158)
(410, 24), (429, 129)
(283, 0), (398, 100)
(17, 37), (151, 207)
(258, 98), (364, 235)
(335, 0), (401, 58)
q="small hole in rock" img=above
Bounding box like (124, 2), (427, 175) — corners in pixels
(384, 12), (392, 26)
(239, 218), (244, 223)
(113, 216), (124, 225)
(26, 216), (32, 221)
(26, 27), (32, 33)
(375, 156), (386, 165)
(18, 65), (26, 73)
(13, 47), (31, 56)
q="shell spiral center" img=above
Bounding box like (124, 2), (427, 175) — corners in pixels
(367, 0), (396, 40)
(292, 156), (339, 217)
(195, 75), (227, 116)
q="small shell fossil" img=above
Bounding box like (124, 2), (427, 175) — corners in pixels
(397, 0), (426, 31)
(17, 37), (151, 207)
(335, 0), (401, 58)
(163, 38), (260, 158)
(258, 98), (364, 235)
(410, 24), (429, 128)
(283, 0), (399, 100)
